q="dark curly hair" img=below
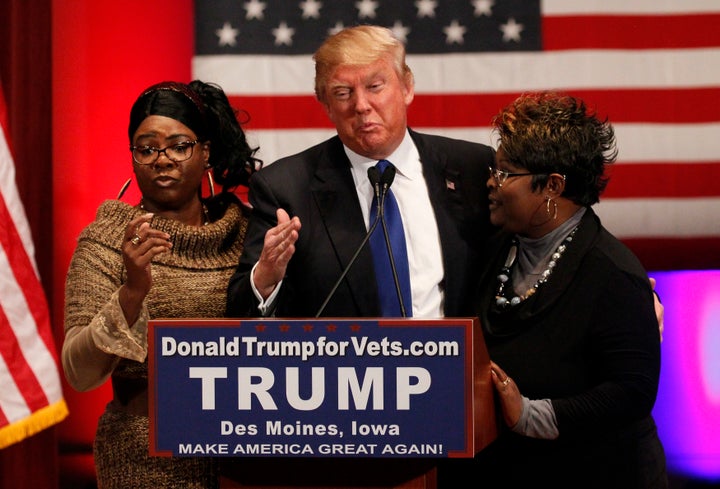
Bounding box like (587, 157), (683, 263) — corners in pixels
(491, 91), (617, 206)
(128, 80), (262, 193)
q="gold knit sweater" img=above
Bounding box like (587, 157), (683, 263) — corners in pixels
(62, 199), (247, 393)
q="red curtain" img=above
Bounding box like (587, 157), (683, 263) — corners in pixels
(0, 1), (192, 487)
(0, 1), (56, 488)
(52, 1), (193, 487)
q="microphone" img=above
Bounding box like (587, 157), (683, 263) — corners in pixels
(314, 166), (383, 317)
(376, 165), (408, 317)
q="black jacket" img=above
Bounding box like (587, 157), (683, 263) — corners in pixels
(226, 129), (495, 318)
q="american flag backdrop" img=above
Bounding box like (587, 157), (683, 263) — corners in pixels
(193, 0), (720, 270)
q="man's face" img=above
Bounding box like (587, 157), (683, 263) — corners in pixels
(321, 54), (414, 160)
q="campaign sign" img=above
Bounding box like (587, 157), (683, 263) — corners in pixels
(148, 318), (481, 458)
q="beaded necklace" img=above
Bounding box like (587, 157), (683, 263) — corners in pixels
(495, 226), (578, 308)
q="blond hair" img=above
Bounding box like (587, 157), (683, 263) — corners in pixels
(313, 25), (414, 103)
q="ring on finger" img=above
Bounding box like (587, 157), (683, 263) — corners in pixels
(131, 234), (141, 245)
(501, 377), (511, 387)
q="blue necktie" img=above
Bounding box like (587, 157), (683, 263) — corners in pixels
(369, 160), (412, 317)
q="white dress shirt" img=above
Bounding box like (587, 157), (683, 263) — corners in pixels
(346, 130), (444, 318)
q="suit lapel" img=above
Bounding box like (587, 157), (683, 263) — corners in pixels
(411, 131), (468, 316)
(311, 138), (378, 315)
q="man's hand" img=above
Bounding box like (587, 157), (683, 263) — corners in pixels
(253, 208), (302, 299)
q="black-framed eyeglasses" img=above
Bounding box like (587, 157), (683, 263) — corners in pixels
(488, 166), (547, 188)
(130, 140), (200, 165)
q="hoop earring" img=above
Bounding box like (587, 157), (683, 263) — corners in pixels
(117, 178), (132, 200)
(546, 196), (558, 220)
(206, 171), (216, 198)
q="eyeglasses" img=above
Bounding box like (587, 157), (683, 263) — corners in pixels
(488, 166), (547, 188)
(130, 140), (200, 165)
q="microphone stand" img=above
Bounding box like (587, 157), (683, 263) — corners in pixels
(314, 167), (383, 317)
(377, 165), (407, 317)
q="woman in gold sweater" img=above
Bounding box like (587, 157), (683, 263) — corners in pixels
(61, 80), (261, 489)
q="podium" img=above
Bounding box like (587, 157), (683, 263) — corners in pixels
(148, 318), (497, 488)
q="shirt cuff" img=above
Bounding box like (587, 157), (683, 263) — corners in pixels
(511, 396), (559, 440)
(250, 262), (281, 317)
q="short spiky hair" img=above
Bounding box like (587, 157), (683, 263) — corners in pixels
(492, 91), (618, 206)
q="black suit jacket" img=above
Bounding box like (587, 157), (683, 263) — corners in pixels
(226, 129), (495, 318)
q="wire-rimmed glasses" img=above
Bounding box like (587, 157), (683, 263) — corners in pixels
(488, 166), (546, 188)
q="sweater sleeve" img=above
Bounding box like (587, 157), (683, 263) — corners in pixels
(61, 236), (149, 391)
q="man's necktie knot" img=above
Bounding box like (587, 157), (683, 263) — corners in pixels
(376, 159), (391, 173)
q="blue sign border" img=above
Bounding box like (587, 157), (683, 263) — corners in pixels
(149, 318), (486, 458)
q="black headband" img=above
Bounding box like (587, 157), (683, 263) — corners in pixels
(140, 81), (206, 116)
